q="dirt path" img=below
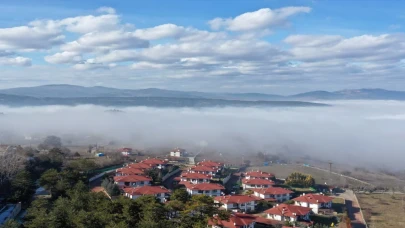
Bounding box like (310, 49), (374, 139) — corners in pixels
(338, 190), (367, 228)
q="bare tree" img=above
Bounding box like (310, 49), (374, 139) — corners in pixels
(0, 153), (24, 185)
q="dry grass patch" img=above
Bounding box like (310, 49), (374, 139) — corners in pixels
(358, 193), (405, 228)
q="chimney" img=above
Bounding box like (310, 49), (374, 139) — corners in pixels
(303, 193), (305, 196)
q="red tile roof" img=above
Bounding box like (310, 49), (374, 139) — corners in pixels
(128, 163), (152, 169)
(140, 158), (167, 165)
(123, 186), (170, 196)
(197, 160), (223, 168)
(242, 178), (275, 185)
(190, 165), (217, 172)
(116, 167), (145, 175)
(214, 195), (260, 204)
(293, 194), (333, 204)
(180, 172), (212, 179)
(245, 171), (275, 178)
(252, 187), (293, 195)
(208, 213), (256, 228)
(186, 183), (225, 191)
(265, 204), (312, 218)
(119, 148), (132, 152)
(113, 175), (152, 183)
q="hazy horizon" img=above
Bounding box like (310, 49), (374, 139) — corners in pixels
(1, 100), (405, 170)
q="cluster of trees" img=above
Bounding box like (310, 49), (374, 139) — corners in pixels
(144, 168), (163, 185)
(285, 172), (315, 187)
(23, 184), (230, 228)
(39, 168), (87, 198)
(101, 177), (120, 196)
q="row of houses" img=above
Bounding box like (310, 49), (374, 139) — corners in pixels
(109, 157), (335, 227)
(112, 158), (171, 203)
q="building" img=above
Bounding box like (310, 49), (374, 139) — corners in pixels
(197, 160), (224, 170)
(241, 178), (274, 189)
(34, 187), (52, 199)
(116, 167), (145, 176)
(264, 204), (311, 222)
(123, 186), (170, 203)
(214, 195), (259, 212)
(244, 171), (275, 180)
(293, 193), (333, 214)
(252, 187), (293, 202)
(128, 162), (153, 170)
(113, 175), (152, 187)
(0, 203), (21, 225)
(140, 158), (167, 169)
(170, 148), (187, 157)
(189, 165), (218, 176)
(208, 213), (257, 228)
(185, 183), (224, 197)
(119, 148), (133, 156)
(179, 172), (212, 184)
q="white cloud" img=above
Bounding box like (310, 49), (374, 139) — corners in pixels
(97, 6), (116, 15)
(0, 56), (32, 66)
(61, 30), (149, 53)
(209, 7), (311, 31)
(45, 51), (82, 64)
(0, 25), (63, 51)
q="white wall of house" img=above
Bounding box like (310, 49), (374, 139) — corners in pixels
(186, 189), (222, 197)
(180, 178), (210, 184)
(295, 201), (332, 214)
(115, 180), (151, 187)
(125, 193), (167, 203)
(170, 151), (183, 157)
(254, 192), (291, 202)
(217, 201), (256, 212)
(242, 184), (270, 189)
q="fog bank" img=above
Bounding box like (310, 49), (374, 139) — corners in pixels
(1, 100), (405, 169)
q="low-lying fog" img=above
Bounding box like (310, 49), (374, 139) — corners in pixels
(1, 100), (405, 169)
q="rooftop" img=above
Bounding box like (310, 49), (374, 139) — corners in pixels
(265, 204), (312, 217)
(113, 175), (152, 183)
(140, 158), (167, 165)
(123, 186), (170, 196)
(208, 213), (256, 228)
(186, 183), (225, 191)
(245, 170), (275, 178)
(180, 172), (212, 179)
(252, 187), (293, 195)
(214, 195), (260, 204)
(293, 194), (334, 204)
(190, 165), (217, 172)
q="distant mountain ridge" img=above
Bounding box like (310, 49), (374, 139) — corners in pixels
(0, 84), (405, 101)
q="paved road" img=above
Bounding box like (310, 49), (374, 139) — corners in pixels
(337, 190), (367, 228)
(162, 169), (182, 190)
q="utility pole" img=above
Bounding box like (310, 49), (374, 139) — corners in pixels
(328, 161), (333, 185)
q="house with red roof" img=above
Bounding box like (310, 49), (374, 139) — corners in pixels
(113, 175), (152, 187)
(293, 193), (334, 214)
(244, 171), (275, 180)
(208, 213), (256, 228)
(189, 165), (218, 176)
(264, 203), (311, 222)
(197, 160), (224, 171)
(139, 158), (168, 169)
(241, 178), (275, 190)
(128, 162), (153, 170)
(252, 187), (293, 202)
(119, 148), (132, 156)
(123, 186), (170, 203)
(214, 195), (259, 212)
(115, 167), (145, 176)
(185, 183), (225, 197)
(180, 172), (212, 184)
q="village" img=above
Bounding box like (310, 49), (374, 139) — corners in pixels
(86, 147), (346, 228)
(0, 140), (375, 228)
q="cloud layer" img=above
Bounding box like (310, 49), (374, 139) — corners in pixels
(1, 100), (405, 169)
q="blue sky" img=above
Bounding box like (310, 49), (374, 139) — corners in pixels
(0, 0), (404, 94)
